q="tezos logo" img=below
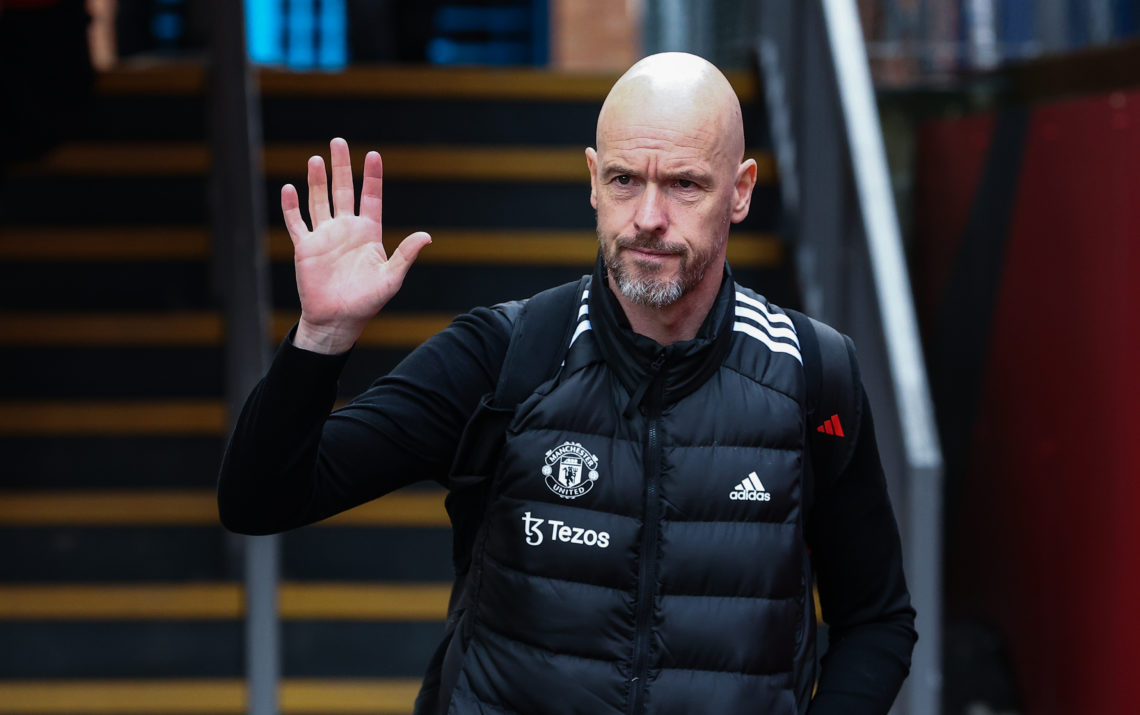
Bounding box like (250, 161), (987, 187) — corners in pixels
(541, 441), (599, 500)
(521, 511), (610, 549)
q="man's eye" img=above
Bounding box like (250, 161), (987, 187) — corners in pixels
(615, 175), (632, 185)
(676, 179), (694, 189)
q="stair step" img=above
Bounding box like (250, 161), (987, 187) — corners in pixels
(0, 227), (209, 260)
(0, 227), (783, 266)
(0, 312), (451, 347)
(96, 61), (757, 102)
(1, 179), (780, 241)
(1, 347), (224, 399)
(0, 677), (422, 714)
(0, 583), (449, 620)
(2, 526), (453, 583)
(84, 64), (766, 147)
(1, 436), (223, 489)
(2, 346), (420, 400)
(0, 261), (789, 312)
(0, 228), (784, 315)
(0, 176), (626, 229)
(6, 621), (444, 679)
(14, 140), (767, 182)
(0, 401), (225, 436)
(0, 490), (446, 527)
(19, 143), (644, 182)
(0, 622), (441, 678)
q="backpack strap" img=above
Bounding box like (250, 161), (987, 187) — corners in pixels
(444, 276), (588, 575)
(492, 275), (589, 407)
(786, 310), (862, 512)
(424, 277), (588, 715)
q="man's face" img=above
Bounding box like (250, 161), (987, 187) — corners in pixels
(586, 99), (752, 309)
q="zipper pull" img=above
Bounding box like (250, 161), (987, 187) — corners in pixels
(623, 350), (668, 418)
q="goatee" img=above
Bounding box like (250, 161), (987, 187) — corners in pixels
(601, 232), (716, 309)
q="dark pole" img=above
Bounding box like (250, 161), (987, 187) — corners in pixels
(209, 1), (278, 714)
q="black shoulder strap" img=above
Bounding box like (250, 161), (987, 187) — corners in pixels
(431, 276), (591, 712)
(444, 276), (587, 574)
(786, 310), (861, 509)
(493, 276), (589, 407)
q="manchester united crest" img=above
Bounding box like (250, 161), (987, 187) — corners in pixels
(541, 441), (599, 500)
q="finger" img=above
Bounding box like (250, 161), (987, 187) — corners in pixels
(281, 184), (309, 244)
(307, 155), (331, 226)
(359, 151), (383, 224)
(385, 231), (432, 283)
(329, 137), (356, 217)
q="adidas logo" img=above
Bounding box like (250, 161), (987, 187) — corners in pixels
(729, 472), (771, 502)
(816, 413), (845, 437)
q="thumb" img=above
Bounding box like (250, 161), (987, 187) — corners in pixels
(386, 230), (433, 280)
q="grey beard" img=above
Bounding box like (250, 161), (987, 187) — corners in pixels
(612, 268), (685, 308)
(599, 225), (722, 309)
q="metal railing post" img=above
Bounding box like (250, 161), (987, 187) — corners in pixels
(210, 1), (278, 713)
(818, 2), (943, 712)
(758, 1), (945, 712)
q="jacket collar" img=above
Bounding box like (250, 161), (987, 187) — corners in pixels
(590, 253), (735, 412)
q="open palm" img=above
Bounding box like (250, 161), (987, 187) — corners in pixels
(281, 138), (431, 353)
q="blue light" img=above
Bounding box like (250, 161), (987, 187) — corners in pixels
(245, 0), (348, 69)
(246, 0), (283, 65)
(287, 0), (316, 68)
(152, 12), (183, 43)
(318, 0), (347, 70)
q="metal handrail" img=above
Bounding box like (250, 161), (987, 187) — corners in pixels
(819, 3), (944, 713)
(758, 1), (945, 712)
(819, 0), (941, 472)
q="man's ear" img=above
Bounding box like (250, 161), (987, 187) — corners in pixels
(730, 158), (758, 223)
(585, 147), (599, 209)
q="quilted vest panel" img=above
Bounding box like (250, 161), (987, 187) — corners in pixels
(443, 286), (815, 715)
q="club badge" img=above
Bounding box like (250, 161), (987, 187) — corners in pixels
(541, 441), (599, 500)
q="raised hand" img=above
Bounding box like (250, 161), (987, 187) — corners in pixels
(281, 138), (431, 354)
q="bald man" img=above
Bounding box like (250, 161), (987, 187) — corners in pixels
(220, 53), (916, 714)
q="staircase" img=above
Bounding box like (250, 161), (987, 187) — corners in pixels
(0, 61), (786, 714)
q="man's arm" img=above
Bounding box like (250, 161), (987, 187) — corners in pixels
(217, 137), (505, 534)
(217, 309), (511, 535)
(807, 386), (918, 714)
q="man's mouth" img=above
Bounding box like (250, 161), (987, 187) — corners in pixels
(628, 246), (675, 259)
(616, 237), (685, 259)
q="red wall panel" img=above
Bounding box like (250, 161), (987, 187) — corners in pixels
(918, 90), (1140, 714)
(914, 113), (995, 335)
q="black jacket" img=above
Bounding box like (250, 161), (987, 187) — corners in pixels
(218, 261), (916, 714)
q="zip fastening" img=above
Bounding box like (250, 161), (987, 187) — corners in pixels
(628, 350), (667, 714)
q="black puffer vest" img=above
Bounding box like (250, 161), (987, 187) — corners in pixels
(421, 264), (815, 714)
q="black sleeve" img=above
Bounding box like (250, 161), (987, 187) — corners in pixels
(806, 386), (918, 714)
(217, 307), (512, 535)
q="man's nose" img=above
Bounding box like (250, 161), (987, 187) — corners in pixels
(633, 184), (668, 235)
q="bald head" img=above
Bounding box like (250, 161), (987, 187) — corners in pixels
(596, 52), (745, 166)
(585, 53), (758, 336)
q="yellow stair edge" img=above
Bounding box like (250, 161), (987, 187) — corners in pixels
(0, 312), (454, 348)
(0, 582), (823, 624)
(96, 60), (758, 103)
(13, 142), (777, 184)
(0, 227), (782, 266)
(0, 489), (448, 527)
(0, 401), (227, 436)
(0, 582), (450, 621)
(0, 677), (422, 714)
